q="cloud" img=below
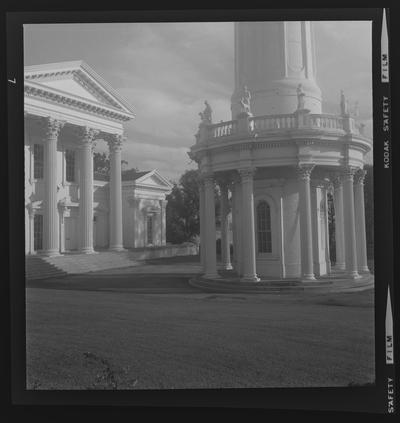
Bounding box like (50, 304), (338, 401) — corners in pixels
(25, 21), (373, 180)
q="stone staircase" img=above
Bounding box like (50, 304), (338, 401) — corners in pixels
(25, 256), (68, 280)
(44, 251), (139, 275)
(25, 244), (198, 281)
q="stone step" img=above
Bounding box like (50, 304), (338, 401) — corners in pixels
(26, 257), (68, 280)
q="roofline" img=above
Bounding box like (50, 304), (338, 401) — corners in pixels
(24, 60), (135, 116)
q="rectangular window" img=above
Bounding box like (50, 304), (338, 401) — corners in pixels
(33, 144), (44, 179)
(257, 201), (272, 253)
(65, 149), (75, 182)
(33, 214), (43, 251)
(147, 215), (153, 245)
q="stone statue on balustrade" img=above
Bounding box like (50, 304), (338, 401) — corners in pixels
(199, 100), (213, 125)
(296, 83), (306, 110)
(340, 90), (349, 116)
(238, 85), (252, 117)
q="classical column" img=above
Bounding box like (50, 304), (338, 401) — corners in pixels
(160, 199), (168, 246)
(58, 203), (67, 253)
(42, 118), (64, 256)
(354, 169), (370, 273)
(230, 177), (242, 275)
(78, 126), (98, 254)
(219, 180), (233, 270)
(323, 183), (332, 274)
(297, 164), (316, 281)
(28, 205), (35, 254)
(341, 166), (360, 278)
(199, 179), (206, 270)
(203, 173), (218, 279)
(107, 134), (125, 251)
(239, 168), (259, 282)
(332, 176), (346, 270)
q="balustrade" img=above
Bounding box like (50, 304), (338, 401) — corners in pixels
(205, 113), (347, 142)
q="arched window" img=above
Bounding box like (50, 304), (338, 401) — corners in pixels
(257, 201), (272, 253)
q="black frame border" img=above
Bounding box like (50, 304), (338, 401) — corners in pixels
(5, 7), (396, 414)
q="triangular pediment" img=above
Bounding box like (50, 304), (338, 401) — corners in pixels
(134, 170), (173, 190)
(24, 61), (135, 116)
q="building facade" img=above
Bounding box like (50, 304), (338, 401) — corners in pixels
(24, 61), (171, 256)
(122, 170), (172, 248)
(190, 21), (371, 282)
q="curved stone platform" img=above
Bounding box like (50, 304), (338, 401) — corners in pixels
(189, 272), (374, 294)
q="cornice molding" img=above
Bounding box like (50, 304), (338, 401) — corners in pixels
(24, 81), (133, 122)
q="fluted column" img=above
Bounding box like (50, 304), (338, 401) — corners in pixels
(78, 126), (98, 254)
(28, 205), (35, 254)
(107, 134), (124, 251)
(324, 183), (332, 274)
(160, 199), (168, 246)
(341, 166), (360, 278)
(231, 177), (242, 275)
(239, 168), (259, 282)
(58, 204), (67, 253)
(332, 176), (346, 270)
(203, 173), (218, 279)
(297, 164), (316, 280)
(219, 180), (233, 270)
(43, 118), (64, 256)
(199, 179), (206, 269)
(354, 169), (370, 273)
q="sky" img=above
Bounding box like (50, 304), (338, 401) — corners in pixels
(24, 21), (372, 182)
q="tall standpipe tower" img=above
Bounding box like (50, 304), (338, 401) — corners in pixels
(231, 21), (322, 118)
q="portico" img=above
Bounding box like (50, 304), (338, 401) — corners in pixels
(24, 61), (135, 256)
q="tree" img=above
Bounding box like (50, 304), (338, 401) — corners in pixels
(166, 169), (220, 244)
(93, 151), (129, 176)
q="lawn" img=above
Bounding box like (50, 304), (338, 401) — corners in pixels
(26, 272), (375, 390)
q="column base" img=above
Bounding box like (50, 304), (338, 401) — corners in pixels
(109, 245), (126, 252)
(221, 263), (233, 270)
(346, 271), (361, 279)
(204, 272), (220, 279)
(41, 249), (61, 257)
(335, 262), (346, 270)
(358, 267), (370, 274)
(240, 275), (260, 283)
(79, 248), (97, 254)
(301, 274), (316, 281)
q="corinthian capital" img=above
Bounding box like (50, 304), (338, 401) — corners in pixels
(201, 172), (215, 188)
(76, 126), (100, 146)
(340, 166), (359, 182)
(354, 168), (367, 185)
(106, 133), (125, 152)
(238, 167), (256, 181)
(43, 117), (65, 140)
(296, 164), (315, 180)
(331, 175), (342, 190)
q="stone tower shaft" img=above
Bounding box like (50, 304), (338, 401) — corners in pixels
(231, 21), (322, 118)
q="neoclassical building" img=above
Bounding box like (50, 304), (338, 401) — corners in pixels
(24, 61), (171, 256)
(122, 169), (173, 248)
(190, 21), (372, 282)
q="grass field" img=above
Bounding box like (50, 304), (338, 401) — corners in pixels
(26, 267), (375, 390)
